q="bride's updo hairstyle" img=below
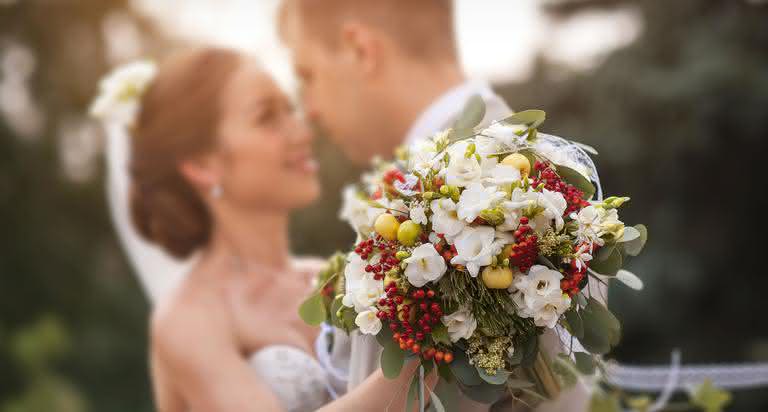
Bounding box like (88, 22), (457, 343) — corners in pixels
(130, 47), (241, 258)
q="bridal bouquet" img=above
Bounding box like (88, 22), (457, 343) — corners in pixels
(301, 97), (648, 407)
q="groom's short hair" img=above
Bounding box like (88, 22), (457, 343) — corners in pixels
(281, 0), (457, 61)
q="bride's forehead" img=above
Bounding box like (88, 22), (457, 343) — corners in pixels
(226, 64), (284, 100)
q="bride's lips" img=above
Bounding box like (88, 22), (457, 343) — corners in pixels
(284, 149), (318, 175)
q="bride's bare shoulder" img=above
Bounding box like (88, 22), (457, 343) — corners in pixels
(150, 274), (228, 359)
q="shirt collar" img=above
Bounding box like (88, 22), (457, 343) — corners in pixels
(403, 79), (496, 145)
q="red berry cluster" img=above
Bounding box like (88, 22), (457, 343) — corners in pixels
(356, 237), (401, 280)
(380, 284), (450, 361)
(508, 217), (539, 273)
(560, 243), (598, 296)
(533, 161), (589, 215)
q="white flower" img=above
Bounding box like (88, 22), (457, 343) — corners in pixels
(441, 306), (477, 342)
(497, 188), (539, 231)
(404, 244), (448, 287)
(430, 198), (467, 243)
(473, 136), (501, 178)
(339, 186), (385, 234)
(569, 205), (623, 246)
(410, 204), (428, 225)
(408, 140), (441, 176)
(450, 226), (502, 277)
(342, 254), (384, 313)
(482, 122), (527, 149)
(530, 189), (568, 233)
(511, 265), (571, 328)
(456, 183), (504, 223)
(394, 173), (420, 197)
(355, 309), (382, 335)
(89, 60), (156, 126)
(485, 164), (522, 186)
(445, 141), (482, 187)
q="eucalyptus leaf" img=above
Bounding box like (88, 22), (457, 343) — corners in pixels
(457, 381), (507, 404)
(590, 246), (622, 276)
(564, 308), (584, 339)
(616, 269), (644, 290)
(477, 367), (510, 385)
(520, 335), (539, 368)
(437, 362), (454, 383)
(579, 299), (619, 355)
(554, 165), (596, 200)
(452, 95), (486, 130)
(621, 224), (648, 256)
(380, 340), (405, 379)
(619, 226), (641, 243)
(500, 110), (546, 129)
(449, 350), (483, 386)
(574, 352), (596, 375)
(298, 293), (326, 326)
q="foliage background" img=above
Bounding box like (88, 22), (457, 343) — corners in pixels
(0, 0), (766, 410)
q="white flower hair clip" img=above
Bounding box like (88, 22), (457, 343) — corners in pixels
(89, 60), (157, 126)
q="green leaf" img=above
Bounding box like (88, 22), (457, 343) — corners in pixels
(436, 361), (454, 383)
(579, 298), (621, 354)
(501, 110), (546, 129)
(452, 95), (486, 130)
(574, 352), (596, 375)
(477, 367), (510, 385)
(457, 381), (507, 405)
(431, 325), (451, 346)
(621, 224), (648, 256)
(589, 390), (621, 412)
(618, 226), (641, 243)
(375, 323), (394, 347)
(555, 165), (596, 200)
(590, 246), (622, 276)
(329, 295), (345, 329)
(616, 269), (644, 290)
(449, 350), (483, 386)
(520, 335), (539, 368)
(298, 293), (326, 326)
(564, 307), (584, 339)
(380, 341), (406, 379)
(690, 379), (732, 412)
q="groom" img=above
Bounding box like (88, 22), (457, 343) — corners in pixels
(281, 1), (591, 410)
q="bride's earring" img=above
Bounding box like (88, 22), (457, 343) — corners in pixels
(210, 183), (223, 199)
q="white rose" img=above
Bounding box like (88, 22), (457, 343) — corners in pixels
(441, 306), (477, 342)
(355, 309), (382, 335)
(450, 226), (501, 277)
(410, 204), (428, 225)
(430, 198), (466, 243)
(445, 141), (482, 187)
(404, 244), (448, 287)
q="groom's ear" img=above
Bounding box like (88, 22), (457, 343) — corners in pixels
(340, 22), (383, 76)
(178, 155), (221, 193)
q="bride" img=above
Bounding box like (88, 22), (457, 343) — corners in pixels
(127, 47), (426, 412)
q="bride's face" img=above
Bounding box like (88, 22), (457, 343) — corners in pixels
(213, 62), (320, 210)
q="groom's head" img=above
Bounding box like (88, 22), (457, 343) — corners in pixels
(281, 0), (462, 164)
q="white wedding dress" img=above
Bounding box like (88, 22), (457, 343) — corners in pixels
(249, 345), (331, 412)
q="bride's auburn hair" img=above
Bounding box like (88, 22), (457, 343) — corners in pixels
(130, 47), (241, 258)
